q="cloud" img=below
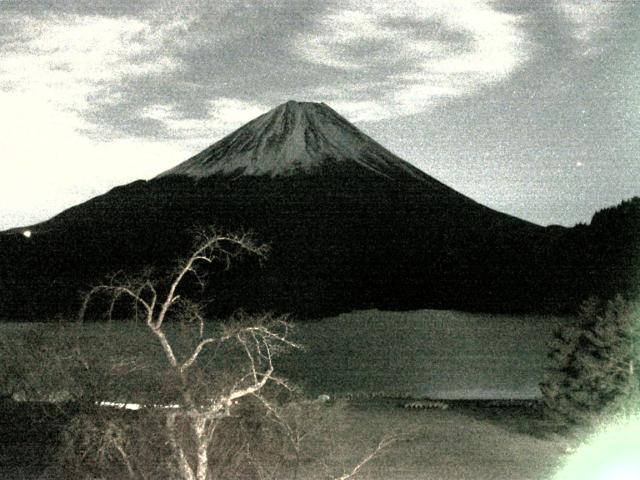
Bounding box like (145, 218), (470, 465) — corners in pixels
(2, 1), (530, 141)
(0, 13), (180, 109)
(142, 98), (270, 149)
(295, 0), (528, 121)
(0, 10), (197, 229)
(556, 0), (615, 54)
(0, 1), (530, 148)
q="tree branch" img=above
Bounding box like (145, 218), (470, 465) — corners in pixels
(334, 436), (400, 480)
(180, 338), (218, 373)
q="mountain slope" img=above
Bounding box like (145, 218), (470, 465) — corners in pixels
(160, 100), (436, 182)
(0, 101), (613, 320)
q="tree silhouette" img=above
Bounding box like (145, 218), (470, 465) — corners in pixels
(540, 295), (639, 429)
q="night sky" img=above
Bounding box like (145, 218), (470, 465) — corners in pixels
(1, 0), (638, 230)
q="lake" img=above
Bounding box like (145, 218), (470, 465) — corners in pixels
(279, 309), (573, 399)
(1, 309), (573, 401)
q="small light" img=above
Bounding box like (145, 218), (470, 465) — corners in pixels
(22, 230), (32, 238)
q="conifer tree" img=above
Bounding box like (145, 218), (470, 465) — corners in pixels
(540, 295), (639, 428)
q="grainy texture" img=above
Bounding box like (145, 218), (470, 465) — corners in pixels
(0, 398), (569, 480)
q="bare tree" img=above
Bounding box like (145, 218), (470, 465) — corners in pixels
(37, 227), (405, 480)
(78, 228), (300, 480)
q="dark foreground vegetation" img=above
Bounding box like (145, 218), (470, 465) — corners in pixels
(0, 399), (75, 479)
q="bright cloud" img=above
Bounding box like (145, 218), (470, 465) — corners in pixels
(0, 14), (179, 113)
(0, 10), (267, 229)
(142, 98), (270, 149)
(0, 12), (188, 228)
(296, 0), (527, 121)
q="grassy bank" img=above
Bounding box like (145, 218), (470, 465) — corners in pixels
(0, 397), (571, 480)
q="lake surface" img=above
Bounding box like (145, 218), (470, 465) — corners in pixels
(279, 309), (573, 399)
(1, 309), (574, 401)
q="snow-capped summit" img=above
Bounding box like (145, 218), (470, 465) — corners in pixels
(158, 100), (428, 181)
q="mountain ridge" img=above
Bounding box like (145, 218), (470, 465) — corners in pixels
(158, 100), (440, 184)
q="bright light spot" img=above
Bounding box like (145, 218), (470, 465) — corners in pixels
(99, 401), (141, 410)
(576, 161), (584, 167)
(22, 230), (31, 238)
(553, 413), (640, 480)
(98, 401), (180, 410)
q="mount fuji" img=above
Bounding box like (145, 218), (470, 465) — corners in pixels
(1, 101), (622, 320)
(160, 100), (443, 181)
